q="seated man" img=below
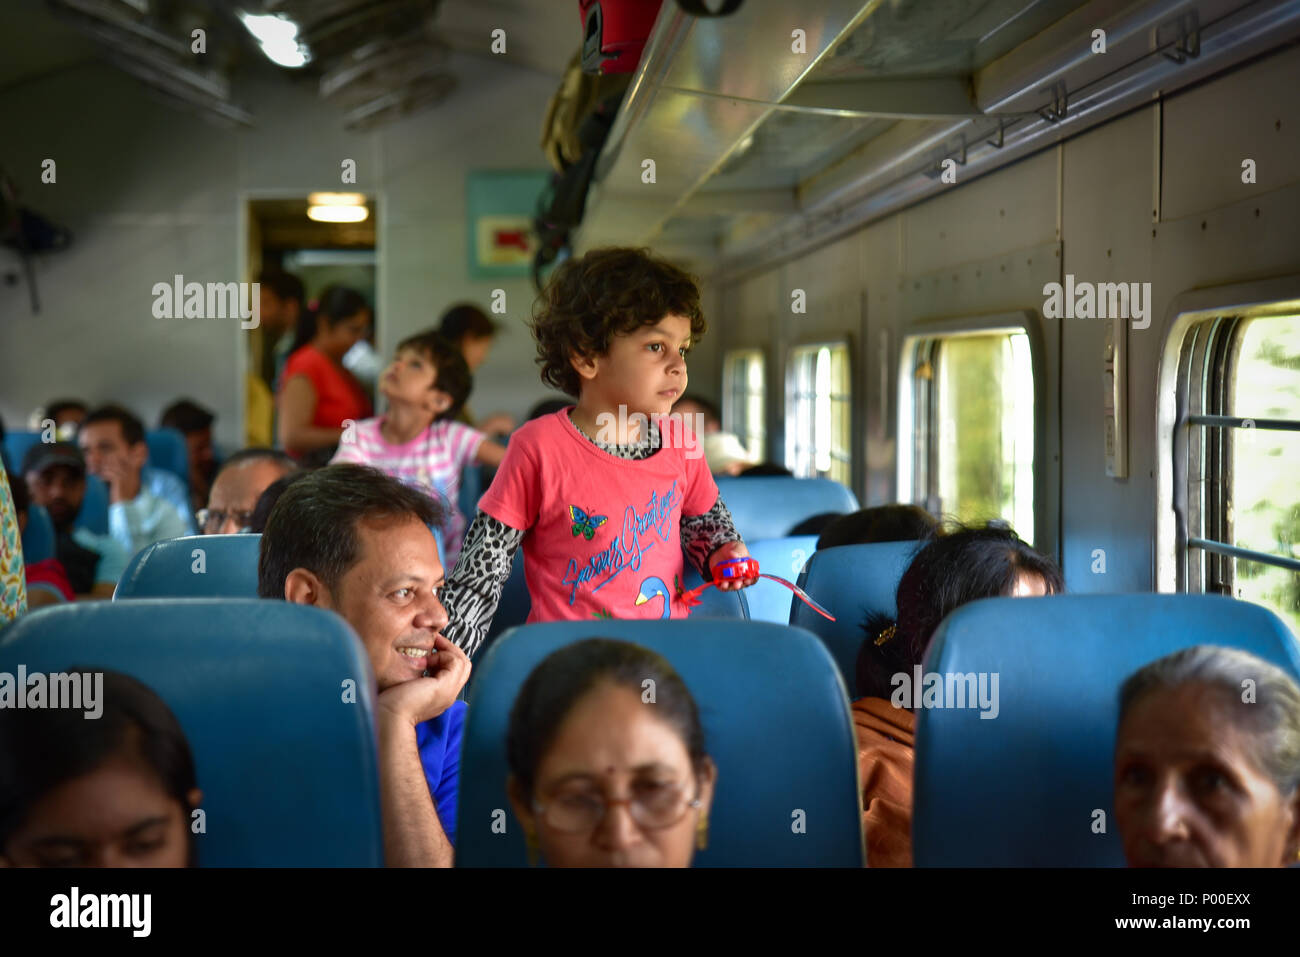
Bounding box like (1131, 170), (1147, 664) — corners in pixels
(78, 405), (192, 558)
(199, 449), (296, 534)
(257, 464), (469, 867)
(160, 399), (219, 514)
(21, 443), (128, 600)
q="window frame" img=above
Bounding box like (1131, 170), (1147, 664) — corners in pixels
(784, 337), (853, 485)
(897, 310), (1047, 544)
(1157, 278), (1300, 598)
(721, 347), (767, 462)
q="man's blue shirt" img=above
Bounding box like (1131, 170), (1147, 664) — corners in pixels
(416, 700), (467, 845)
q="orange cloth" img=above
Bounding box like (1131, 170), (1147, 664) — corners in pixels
(852, 696), (915, 868)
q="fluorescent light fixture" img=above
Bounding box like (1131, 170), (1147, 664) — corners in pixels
(307, 192), (366, 206)
(239, 11), (311, 68)
(307, 205), (369, 223)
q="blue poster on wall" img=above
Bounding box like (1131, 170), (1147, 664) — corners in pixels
(466, 170), (550, 278)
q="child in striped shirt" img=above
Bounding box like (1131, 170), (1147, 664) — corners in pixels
(331, 330), (506, 566)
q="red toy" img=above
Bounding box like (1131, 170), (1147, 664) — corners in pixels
(676, 557), (836, 621)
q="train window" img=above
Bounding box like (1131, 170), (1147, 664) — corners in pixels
(722, 349), (766, 461)
(785, 342), (851, 485)
(1178, 313), (1299, 634)
(903, 329), (1035, 542)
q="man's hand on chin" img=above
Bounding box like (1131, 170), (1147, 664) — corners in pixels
(376, 635), (471, 729)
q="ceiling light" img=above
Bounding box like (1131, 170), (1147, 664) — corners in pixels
(239, 11), (311, 68)
(307, 192), (366, 206)
(307, 205), (369, 223)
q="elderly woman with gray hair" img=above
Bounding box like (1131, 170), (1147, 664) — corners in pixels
(1114, 645), (1300, 868)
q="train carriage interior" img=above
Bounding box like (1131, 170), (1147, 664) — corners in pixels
(1, 0), (1299, 883)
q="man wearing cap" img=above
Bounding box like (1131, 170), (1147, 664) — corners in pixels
(21, 442), (128, 599)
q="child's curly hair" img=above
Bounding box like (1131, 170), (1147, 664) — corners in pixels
(530, 247), (707, 396)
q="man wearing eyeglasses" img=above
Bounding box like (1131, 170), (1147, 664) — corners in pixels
(200, 448), (296, 534)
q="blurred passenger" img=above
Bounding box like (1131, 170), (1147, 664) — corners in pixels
(739, 462), (793, 477)
(257, 465), (468, 866)
(1, 464), (24, 623)
(855, 523), (1063, 866)
(159, 398), (218, 512)
(199, 449), (296, 534)
(247, 270), (306, 447)
(1115, 645), (1300, 868)
(787, 511), (844, 537)
(278, 286), (373, 459)
(247, 471), (309, 534)
(257, 269), (306, 390)
(331, 330), (506, 567)
(506, 638), (716, 868)
(817, 504), (940, 550)
(702, 431), (757, 476)
(672, 394), (721, 434)
(43, 398), (88, 440)
(0, 670), (202, 867)
(79, 405), (191, 557)
(438, 303), (515, 436)
(21, 443), (128, 599)
(8, 468), (74, 607)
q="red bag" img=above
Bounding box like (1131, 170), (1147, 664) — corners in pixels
(579, 1), (664, 74)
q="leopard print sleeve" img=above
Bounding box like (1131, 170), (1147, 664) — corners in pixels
(681, 496), (742, 578)
(441, 510), (525, 659)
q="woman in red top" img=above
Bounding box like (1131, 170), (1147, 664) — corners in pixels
(278, 286), (373, 459)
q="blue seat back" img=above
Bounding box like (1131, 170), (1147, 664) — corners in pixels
(21, 504), (56, 564)
(913, 594), (1300, 867)
(0, 600), (383, 866)
(790, 541), (924, 697)
(114, 534), (261, 599)
(458, 464), (484, 524)
(2, 431), (42, 476)
(715, 476), (858, 541)
(456, 619), (862, 866)
(741, 536), (818, 623)
(146, 427), (191, 494)
(74, 474), (110, 536)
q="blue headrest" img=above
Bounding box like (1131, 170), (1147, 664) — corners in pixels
(0, 600), (383, 866)
(3, 431), (42, 476)
(114, 534), (261, 599)
(456, 619), (862, 866)
(21, 504), (56, 564)
(146, 428), (191, 493)
(741, 536), (817, 623)
(715, 477), (858, 541)
(458, 464), (484, 524)
(790, 541), (924, 697)
(913, 594), (1300, 867)
(75, 474), (110, 536)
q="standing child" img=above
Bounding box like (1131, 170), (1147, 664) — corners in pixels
(331, 330), (506, 567)
(440, 247), (756, 658)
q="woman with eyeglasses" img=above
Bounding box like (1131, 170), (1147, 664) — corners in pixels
(506, 638), (716, 868)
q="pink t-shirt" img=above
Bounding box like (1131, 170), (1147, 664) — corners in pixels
(331, 416), (485, 566)
(477, 408), (719, 624)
